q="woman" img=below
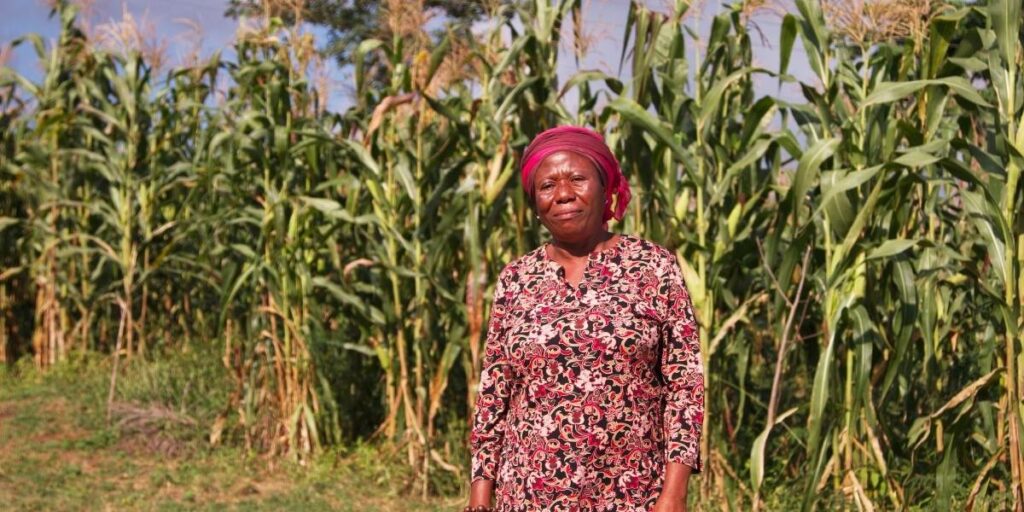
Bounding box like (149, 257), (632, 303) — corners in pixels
(466, 126), (704, 512)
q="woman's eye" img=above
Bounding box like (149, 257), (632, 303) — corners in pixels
(572, 175), (586, 182)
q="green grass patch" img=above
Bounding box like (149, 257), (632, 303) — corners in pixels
(0, 357), (460, 511)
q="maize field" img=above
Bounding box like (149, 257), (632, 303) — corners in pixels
(1, 0), (1022, 509)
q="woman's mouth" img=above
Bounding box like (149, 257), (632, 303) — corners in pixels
(552, 210), (582, 220)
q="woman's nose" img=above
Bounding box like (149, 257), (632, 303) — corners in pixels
(554, 182), (575, 202)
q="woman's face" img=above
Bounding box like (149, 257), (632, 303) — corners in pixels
(531, 151), (606, 243)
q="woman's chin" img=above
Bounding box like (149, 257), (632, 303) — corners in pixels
(546, 225), (601, 242)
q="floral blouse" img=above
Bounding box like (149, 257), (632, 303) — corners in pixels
(470, 234), (704, 511)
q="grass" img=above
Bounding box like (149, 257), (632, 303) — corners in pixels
(0, 359), (1003, 512)
(0, 356), (462, 511)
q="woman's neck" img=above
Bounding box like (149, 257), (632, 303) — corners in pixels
(548, 231), (616, 259)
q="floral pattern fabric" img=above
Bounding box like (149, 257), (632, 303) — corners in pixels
(470, 234), (704, 511)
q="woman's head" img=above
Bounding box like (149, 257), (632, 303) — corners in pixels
(529, 150), (606, 244)
(520, 126), (631, 242)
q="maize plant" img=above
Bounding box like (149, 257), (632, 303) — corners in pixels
(205, 19), (347, 460)
(2, 6), (91, 369)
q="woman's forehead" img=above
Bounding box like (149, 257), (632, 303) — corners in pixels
(533, 151), (601, 177)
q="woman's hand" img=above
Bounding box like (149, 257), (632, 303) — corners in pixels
(653, 461), (692, 512)
(652, 495), (687, 512)
(468, 479), (495, 508)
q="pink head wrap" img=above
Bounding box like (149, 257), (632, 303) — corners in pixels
(520, 126), (632, 222)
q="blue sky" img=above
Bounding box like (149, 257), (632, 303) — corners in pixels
(2, 0), (240, 64)
(1, 0), (810, 111)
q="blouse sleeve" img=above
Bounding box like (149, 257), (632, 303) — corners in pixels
(658, 254), (705, 473)
(470, 268), (515, 482)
